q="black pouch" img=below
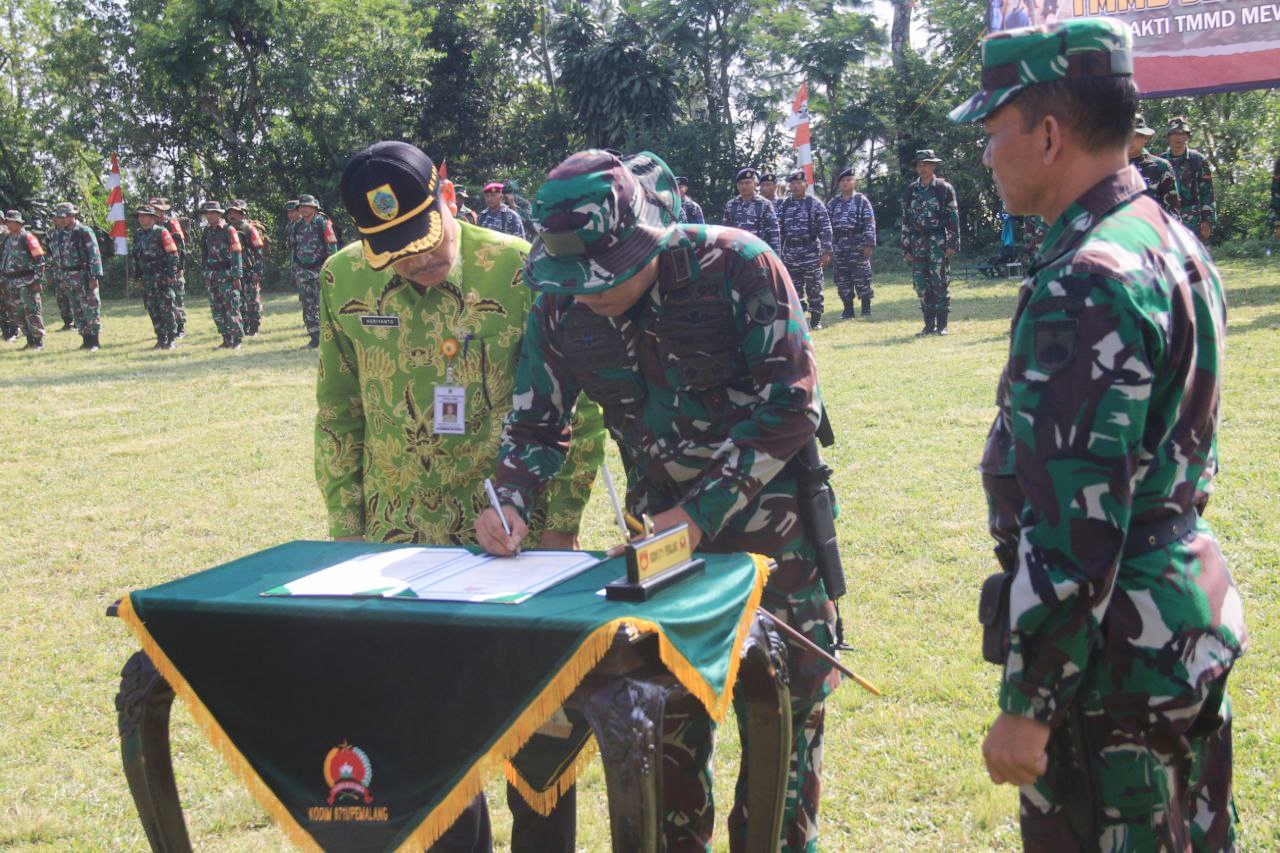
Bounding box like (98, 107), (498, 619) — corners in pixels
(978, 571), (1013, 665)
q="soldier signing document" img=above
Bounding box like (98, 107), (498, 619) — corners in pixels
(951, 18), (1247, 851)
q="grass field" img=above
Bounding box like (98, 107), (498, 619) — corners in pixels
(1, 261), (1276, 851)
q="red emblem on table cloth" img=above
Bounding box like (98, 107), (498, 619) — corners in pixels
(324, 742), (374, 804)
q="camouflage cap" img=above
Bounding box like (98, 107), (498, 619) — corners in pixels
(284, 199), (300, 211)
(52, 202), (78, 217)
(914, 149), (943, 164)
(949, 18), (1133, 124)
(525, 149), (680, 295)
(228, 199), (249, 213)
(3, 210), (24, 223)
(503, 179), (519, 193)
(134, 204), (159, 217)
(1166, 115), (1192, 136)
(148, 196), (171, 211)
(1133, 113), (1156, 138)
(199, 201), (225, 215)
(297, 194), (321, 209)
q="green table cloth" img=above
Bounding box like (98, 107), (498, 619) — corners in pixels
(117, 541), (766, 852)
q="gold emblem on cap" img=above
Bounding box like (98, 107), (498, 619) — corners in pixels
(367, 184), (400, 222)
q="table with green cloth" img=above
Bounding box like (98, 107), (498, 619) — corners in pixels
(111, 541), (778, 852)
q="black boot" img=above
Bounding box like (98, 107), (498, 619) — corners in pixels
(230, 335), (243, 350)
(153, 334), (166, 349)
(861, 296), (872, 317)
(916, 308), (936, 336)
(840, 298), (856, 319)
(86, 332), (100, 352)
(79, 334), (92, 350)
(308, 331), (320, 349)
(60, 320), (75, 331)
(218, 334), (231, 349)
(175, 325), (185, 339)
(21, 335), (43, 351)
(809, 311), (823, 331)
(936, 310), (949, 336)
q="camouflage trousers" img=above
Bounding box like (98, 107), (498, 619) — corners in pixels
(832, 241), (873, 302)
(783, 249), (825, 317)
(0, 281), (14, 336)
(910, 255), (950, 312)
(206, 274), (244, 339)
(5, 279), (44, 342)
(53, 273), (76, 325)
(294, 267), (321, 334)
(242, 275), (262, 332)
(141, 276), (178, 340)
(661, 566), (838, 853)
(1021, 676), (1237, 852)
(65, 271), (101, 336)
(173, 273), (187, 333)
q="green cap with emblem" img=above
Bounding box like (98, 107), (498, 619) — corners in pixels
(525, 149), (680, 295)
(949, 17), (1133, 124)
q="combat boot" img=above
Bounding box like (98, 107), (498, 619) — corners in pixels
(230, 337), (243, 350)
(916, 308), (936, 336)
(175, 325), (185, 339)
(308, 331), (320, 349)
(936, 310), (949, 336)
(162, 335), (176, 350)
(809, 311), (823, 331)
(21, 335), (42, 351)
(861, 296), (872, 317)
(153, 335), (166, 349)
(59, 321), (76, 331)
(218, 334), (231, 349)
(86, 333), (100, 352)
(840, 298), (856, 319)
(79, 334), (92, 350)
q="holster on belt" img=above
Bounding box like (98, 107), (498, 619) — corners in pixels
(788, 408), (844, 601)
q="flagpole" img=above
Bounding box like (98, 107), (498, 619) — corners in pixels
(107, 154), (128, 297)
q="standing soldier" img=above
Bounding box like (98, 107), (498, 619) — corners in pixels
(131, 204), (181, 350)
(291, 194), (338, 348)
(45, 217), (77, 331)
(454, 186), (478, 225)
(478, 149), (841, 853)
(828, 166), (877, 319)
(759, 172), (782, 213)
(778, 169), (833, 329)
(477, 182), (525, 237)
(150, 198), (188, 338)
(0, 272), (16, 341)
(1127, 115), (1181, 217)
(1022, 215), (1047, 267)
(722, 167), (781, 252)
(2, 210), (47, 350)
(901, 150), (960, 335)
(675, 176), (704, 224)
(1163, 116), (1215, 241)
(227, 200), (265, 336)
(953, 18), (1246, 850)
(503, 180), (536, 236)
(51, 203), (104, 351)
(199, 200), (246, 349)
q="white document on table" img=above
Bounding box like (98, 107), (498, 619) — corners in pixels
(265, 547), (471, 597)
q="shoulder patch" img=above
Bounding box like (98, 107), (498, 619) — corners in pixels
(1033, 319), (1077, 373)
(743, 285), (778, 326)
(25, 233), (43, 257)
(161, 230), (177, 253)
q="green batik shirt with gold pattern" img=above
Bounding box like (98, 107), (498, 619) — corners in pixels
(315, 222), (605, 544)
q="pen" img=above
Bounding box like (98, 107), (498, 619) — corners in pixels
(483, 477), (518, 553)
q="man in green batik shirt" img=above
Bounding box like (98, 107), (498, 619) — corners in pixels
(952, 18), (1245, 851)
(318, 141), (604, 853)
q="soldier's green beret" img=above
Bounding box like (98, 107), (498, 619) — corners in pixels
(1133, 114), (1156, 138)
(1166, 116), (1192, 136)
(52, 202), (78, 217)
(134, 204), (159, 217)
(526, 149), (679, 295)
(3, 210), (24, 223)
(914, 150), (943, 164)
(297, 194), (320, 209)
(199, 201), (225, 215)
(949, 18), (1133, 124)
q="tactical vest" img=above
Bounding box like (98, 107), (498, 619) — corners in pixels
(135, 226), (172, 276)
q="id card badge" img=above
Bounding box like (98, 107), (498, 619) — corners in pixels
(433, 385), (467, 435)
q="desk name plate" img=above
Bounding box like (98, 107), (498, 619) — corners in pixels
(605, 522), (705, 601)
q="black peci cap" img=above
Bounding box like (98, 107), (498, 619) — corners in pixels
(341, 141), (443, 270)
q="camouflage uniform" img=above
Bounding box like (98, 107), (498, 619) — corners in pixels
(827, 190), (876, 316)
(200, 210), (245, 346)
(1271, 156), (1280, 233)
(678, 196), (705, 224)
(156, 205), (188, 337)
(475, 203), (525, 238)
(951, 19), (1247, 852)
(1130, 150), (1181, 217)
(45, 227), (76, 329)
(1, 217), (46, 348)
(55, 215), (104, 343)
(901, 173), (960, 332)
(722, 192), (781, 253)
(230, 208), (265, 336)
(777, 194), (833, 324)
(0, 275), (15, 340)
(497, 150), (838, 853)
(507, 191), (536, 237)
(1165, 149), (1214, 231)
(291, 200), (338, 339)
(131, 219), (180, 345)
(1022, 215), (1047, 266)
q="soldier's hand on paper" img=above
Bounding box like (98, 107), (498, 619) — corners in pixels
(476, 506), (528, 556)
(649, 506), (703, 552)
(983, 712), (1050, 787)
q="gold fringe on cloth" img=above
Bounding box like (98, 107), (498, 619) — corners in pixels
(504, 737), (600, 817)
(117, 555), (768, 851)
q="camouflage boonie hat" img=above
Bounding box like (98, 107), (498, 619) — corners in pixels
(228, 199), (249, 213)
(198, 201), (225, 215)
(297, 194), (321, 209)
(52, 202), (78, 217)
(148, 196), (171, 211)
(1133, 114), (1156, 138)
(134, 204), (159, 217)
(914, 149), (943, 164)
(949, 18), (1133, 124)
(1166, 115), (1192, 136)
(525, 149), (680, 295)
(284, 199), (300, 211)
(3, 210), (24, 223)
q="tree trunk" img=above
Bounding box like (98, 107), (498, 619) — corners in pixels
(891, 0), (912, 69)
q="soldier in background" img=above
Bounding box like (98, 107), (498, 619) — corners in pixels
(454, 186), (478, 225)
(2, 210), (46, 350)
(51, 203), (104, 351)
(759, 172), (781, 213)
(901, 149), (960, 335)
(1271, 156), (1280, 240)
(1128, 115), (1181, 217)
(1163, 116), (1215, 241)
(291, 194), (338, 348)
(675, 176), (704, 224)
(1022, 215), (1047, 266)
(828, 166), (877, 319)
(953, 18), (1245, 850)
(131, 204), (181, 350)
(227, 200), (265, 336)
(150, 198), (188, 338)
(503, 179), (535, 236)
(722, 166), (781, 252)
(45, 217), (77, 331)
(199, 200), (246, 350)
(777, 169), (833, 329)
(0, 273), (16, 341)
(477, 181), (525, 237)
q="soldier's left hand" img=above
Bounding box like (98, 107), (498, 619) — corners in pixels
(648, 506), (703, 552)
(982, 711), (1050, 786)
(820, 251), (832, 268)
(1199, 222), (1211, 241)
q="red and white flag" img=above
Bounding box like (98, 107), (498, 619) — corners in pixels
(786, 83), (814, 190)
(107, 154), (127, 255)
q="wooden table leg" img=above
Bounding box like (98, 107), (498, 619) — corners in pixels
(737, 615), (792, 853)
(116, 651), (193, 852)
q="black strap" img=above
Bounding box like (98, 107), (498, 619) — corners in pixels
(1123, 507), (1198, 558)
